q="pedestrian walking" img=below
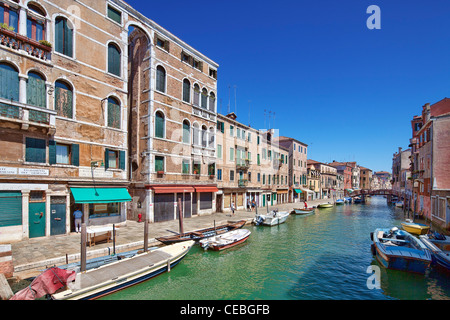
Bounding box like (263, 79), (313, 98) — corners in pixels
(73, 206), (83, 233)
(231, 202), (235, 216)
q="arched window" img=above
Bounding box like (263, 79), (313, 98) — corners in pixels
(201, 88), (208, 109)
(27, 3), (46, 41)
(27, 72), (46, 108)
(108, 43), (121, 76)
(55, 17), (73, 57)
(182, 79), (190, 103)
(156, 66), (166, 93)
(0, 63), (19, 101)
(155, 111), (165, 138)
(182, 120), (190, 143)
(192, 123), (200, 145)
(54, 80), (73, 118)
(107, 97), (121, 129)
(209, 92), (216, 112)
(0, 4), (18, 32)
(208, 127), (215, 148)
(201, 125), (207, 148)
(193, 84), (200, 106)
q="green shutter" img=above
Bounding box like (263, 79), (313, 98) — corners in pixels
(0, 63), (19, 101)
(155, 112), (164, 138)
(27, 72), (46, 108)
(71, 144), (79, 166)
(155, 156), (164, 172)
(65, 20), (73, 57)
(107, 6), (122, 24)
(26, 138), (46, 163)
(108, 44), (121, 76)
(49, 140), (56, 164)
(104, 148), (109, 170)
(0, 191), (22, 227)
(55, 18), (63, 54)
(119, 150), (125, 170)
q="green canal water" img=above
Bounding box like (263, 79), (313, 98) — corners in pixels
(101, 196), (450, 300)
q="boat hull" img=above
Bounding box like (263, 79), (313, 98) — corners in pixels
(401, 222), (430, 235)
(372, 228), (431, 274)
(200, 229), (251, 251)
(318, 204), (333, 208)
(52, 241), (195, 300)
(254, 212), (289, 226)
(419, 234), (450, 271)
(292, 208), (315, 216)
(156, 220), (246, 244)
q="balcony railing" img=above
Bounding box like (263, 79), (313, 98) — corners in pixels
(0, 28), (52, 61)
(236, 159), (251, 170)
(0, 99), (56, 132)
(238, 179), (248, 188)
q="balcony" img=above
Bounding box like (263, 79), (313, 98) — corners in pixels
(0, 28), (52, 62)
(0, 99), (56, 134)
(238, 179), (248, 188)
(236, 159), (251, 170)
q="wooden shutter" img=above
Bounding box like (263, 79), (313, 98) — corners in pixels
(155, 112), (164, 138)
(104, 148), (109, 170)
(26, 138), (46, 163)
(64, 19), (73, 57)
(49, 140), (56, 164)
(71, 144), (79, 166)
(108, 44), (121, 76)
(27, 73), (46, 108)
(119, 150), (125, 170)
(55, 18), (63, 54)
(0, 63), (19, 101)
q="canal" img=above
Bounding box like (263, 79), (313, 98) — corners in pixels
(102, 196), (450, 300)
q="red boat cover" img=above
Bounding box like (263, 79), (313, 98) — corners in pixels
(10, 267), (76, 300)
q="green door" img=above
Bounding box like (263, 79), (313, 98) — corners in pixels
(263, 194), (266, 207)
(29, 202), (46, 238)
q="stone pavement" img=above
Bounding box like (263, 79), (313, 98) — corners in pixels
(11, 199), (326, 279)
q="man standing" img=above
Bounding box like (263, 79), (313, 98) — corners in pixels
(73, 206), (83, 233)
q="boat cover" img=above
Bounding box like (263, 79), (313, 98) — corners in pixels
(10, 267), (76, 300)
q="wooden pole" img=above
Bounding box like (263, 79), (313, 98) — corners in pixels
(112, 224), (116, 255)
(144, 212), (149, 252)
(178, 198), (184, 235)
(81, 222), (86, 272)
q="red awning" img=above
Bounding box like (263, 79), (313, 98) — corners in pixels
(149, 186), (195, 194)
(194, 186), (219, 193)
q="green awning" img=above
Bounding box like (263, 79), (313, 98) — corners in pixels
(70, 187), (132, 204)
(294, 189), (303, 194)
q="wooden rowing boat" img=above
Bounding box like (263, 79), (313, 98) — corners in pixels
(52, 241), (195, 300)
(253, 211), (289, 226)
(156, 220), (246, 244)
(401, 220), (430, 236)
(318, 203), (333, 208)
(199, 229), (251, 251)
(292, 208), (315, 216)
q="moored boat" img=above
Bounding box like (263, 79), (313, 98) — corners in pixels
(318, 203), (333, 208)
(51, 241), (195, 300)
(292, 208), (315, 216)
(371, 227), (431, 274)
(253, 211), (289, 226)
(353, 197), (362, 203)
(156, 220), (246, 244)
(401, 220), (430, 235)
(199, 229), (251, 251)
(419, 232), (450, 272)
(395, 201), (404, 208)
(335, 199), (344, 205)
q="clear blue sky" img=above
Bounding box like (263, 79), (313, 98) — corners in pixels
(126, 0), (450, 172)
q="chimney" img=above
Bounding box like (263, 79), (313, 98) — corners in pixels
(425, 103), (431, 122)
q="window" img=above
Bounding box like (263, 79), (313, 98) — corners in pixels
(108, 43), (121, 77)
(209, 92), (215, 112)
(230, 170), (234, 181)
(182, 160), (190, 174)
(89, 202), (119, 218)
(229, 125), (234, 137)
(192, 162), (201, 175)
(182, 79), (190, 103)
(27, 72), (46, 108)
(0, 63), (19, 101)
(107, 97), (121, 129)
(208, 163), (215, 176)
(201, 126), (207, 148)
(105, 149), (125, 170)
(217, 169), (222, 181)
(49, 141), (79, 166)
(155, 111), (165, 138)
(107, 5), (121, 24)
(55, 17), (73, 57)
(155, 36), (169, 51)
(201, 88), (208, 109)
(156, 66), (166, 93)
(181, 52), (190, 64)
(257, 173), (261, 182)
(193, 84), (200, 106)
(209, 68), (217, 79)
(193, 123), (200, 145)
(182, 120), (190, 143)
(155, 156), (164, 172)
(0, 4), (18, 31)
(54, 80), (73, 118)
(27, 17), (45, 42)
(217, 144), (222, 159)
(229, 148), (234, 161)
(26, 137), (46, 163)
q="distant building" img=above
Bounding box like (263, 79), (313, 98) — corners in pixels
(359, 167), (373, 190)
(392, 147), (411, 202)
(328, 161), (353, 196)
